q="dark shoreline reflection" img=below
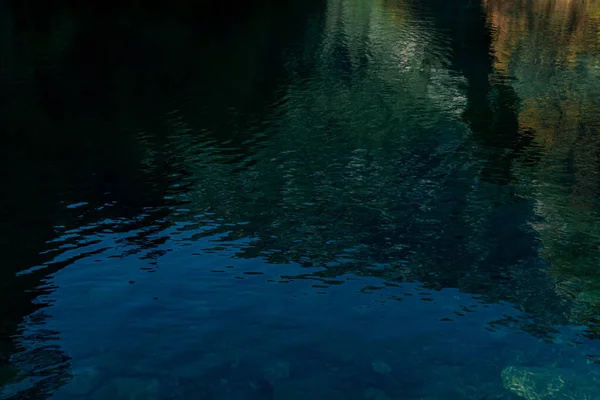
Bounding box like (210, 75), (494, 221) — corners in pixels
(1, 0), (600, 398)
(0, 0), (325, 397)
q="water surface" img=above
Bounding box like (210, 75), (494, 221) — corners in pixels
(2, 0), (600, 398)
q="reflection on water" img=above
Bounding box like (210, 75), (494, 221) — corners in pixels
(487, 0), (600, 304)
(1, 0), (600, 398)
(484, 0), (600, 342)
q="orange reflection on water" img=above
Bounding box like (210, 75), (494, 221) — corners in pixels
(486, 0), (600, 144)
(485, 0), (600, 311)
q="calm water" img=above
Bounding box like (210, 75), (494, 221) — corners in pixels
(2, 0), (600, 398)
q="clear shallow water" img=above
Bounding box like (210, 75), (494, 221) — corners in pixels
(1, 0), (600, 398)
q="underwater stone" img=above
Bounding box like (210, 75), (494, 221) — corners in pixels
(371, 361), (391, 375)
(501, 366), (599, 400)
(502, 366), (564, 399)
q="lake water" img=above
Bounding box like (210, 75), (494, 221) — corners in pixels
(2, 0), (600, 398)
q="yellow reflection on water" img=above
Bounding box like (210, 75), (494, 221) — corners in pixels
(485, 0), (600, 145)
(485, 0), (600, 315)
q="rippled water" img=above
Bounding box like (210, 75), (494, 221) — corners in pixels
(2, 0), (600, 398)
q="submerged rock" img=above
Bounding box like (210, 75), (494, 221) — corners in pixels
(371, 361), (392, 375)
(501, 366), (598, 399)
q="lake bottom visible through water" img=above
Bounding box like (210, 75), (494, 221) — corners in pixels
(3, 232), (599, 400)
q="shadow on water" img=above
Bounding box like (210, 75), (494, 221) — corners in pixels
(0, 0), (325, 397)
(2, 0), (600, 398)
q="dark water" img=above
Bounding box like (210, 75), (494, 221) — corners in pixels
(2, 0), (600, 398)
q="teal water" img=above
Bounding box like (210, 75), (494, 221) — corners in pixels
(2, 0), (600, 398)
